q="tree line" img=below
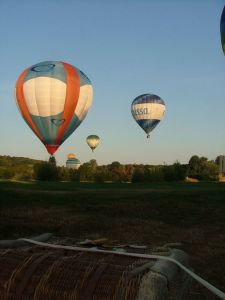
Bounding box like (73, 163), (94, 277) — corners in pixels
(0, 155), (219, 182)
(0, 154), (220, 182)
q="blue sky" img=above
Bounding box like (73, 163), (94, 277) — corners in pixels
(0, 0), (225, 166)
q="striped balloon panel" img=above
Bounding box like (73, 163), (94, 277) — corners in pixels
(62, 83), (93, 144)
(15, 61), (93, 154)
(66, 158), (80, 164)
(133, 94), (165, 105)
(24, 61), (66, 83)
(66, 158), (81, 169)
(131, 103), (166, 121)
(87, 135), (100, 140)
(221, 6), (225, 55)
(136, 119), (160, 134)
(30, 113), (63, 145)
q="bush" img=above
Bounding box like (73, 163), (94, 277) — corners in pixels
(0, 168), (14, 179)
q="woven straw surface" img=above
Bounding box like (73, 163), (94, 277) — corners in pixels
(0, 247), (150, 300)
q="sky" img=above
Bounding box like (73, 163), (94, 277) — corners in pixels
(0, 0), (225, 166)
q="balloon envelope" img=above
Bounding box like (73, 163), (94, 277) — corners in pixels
(221, 6), (225, 55)
(67, 153), (76, 159)
(86, 135), (100, 151)
(66, 157), (81, 169)
(131, 94), (166, 138)
(15, 61), (93, 155)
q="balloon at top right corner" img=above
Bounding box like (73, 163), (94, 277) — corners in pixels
(131, 94), (166, 139)
(220, 6), (225, 55)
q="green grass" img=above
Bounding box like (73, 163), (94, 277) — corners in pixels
(1, 180), (225, 236)
(0, 180), (225, 292)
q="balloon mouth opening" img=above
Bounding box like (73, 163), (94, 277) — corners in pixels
(147, 134), (150, 139)
(46, 145), (59, 155)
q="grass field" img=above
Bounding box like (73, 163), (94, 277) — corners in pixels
(0, 180), (225, 297)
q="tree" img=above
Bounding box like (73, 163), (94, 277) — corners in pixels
(146, 166), (164, 182)
(69, 169), (80, 182)
(33, 162), (59, 181)
(173, 162), (187, 180)
(132, 165), (145, 182)
(79, 160), (98, 182)
(200, 160), (218, 181)
(188, 155), (218, 180)
(58, 166), (70, 181)
(162, 162), (186, 181)
(123, 165), (135, 182)
(94, 166), (107, 182)
(108, 161), (124, 182)
(188, 155), (200, 179)
(49, 155), (57, 166)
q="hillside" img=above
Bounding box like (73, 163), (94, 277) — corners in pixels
(0, 155), (43, 180)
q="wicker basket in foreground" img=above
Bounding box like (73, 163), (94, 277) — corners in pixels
(0, 245), (191, 300)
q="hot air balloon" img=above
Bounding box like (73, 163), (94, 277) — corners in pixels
(86, 135), (100, 152)
(131, 94), (166, 138)
(220, 6), (225, 55)
(67, 153), (76, 159)
(15, 61), (93, 157)
(66, 153), (81, 169)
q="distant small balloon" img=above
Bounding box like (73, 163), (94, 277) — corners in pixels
(86, 135), (100, 152)
(220, 6), (225, 55)
(131, 94), (166, 138)
(66, 155), (81, 170)
(67, 153), (76, 159)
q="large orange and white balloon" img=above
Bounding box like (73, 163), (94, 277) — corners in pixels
(15, 61), (93, 155)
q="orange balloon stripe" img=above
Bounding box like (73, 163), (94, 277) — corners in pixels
(15, 68), (44, 143)
(55, 62), (80, 145)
